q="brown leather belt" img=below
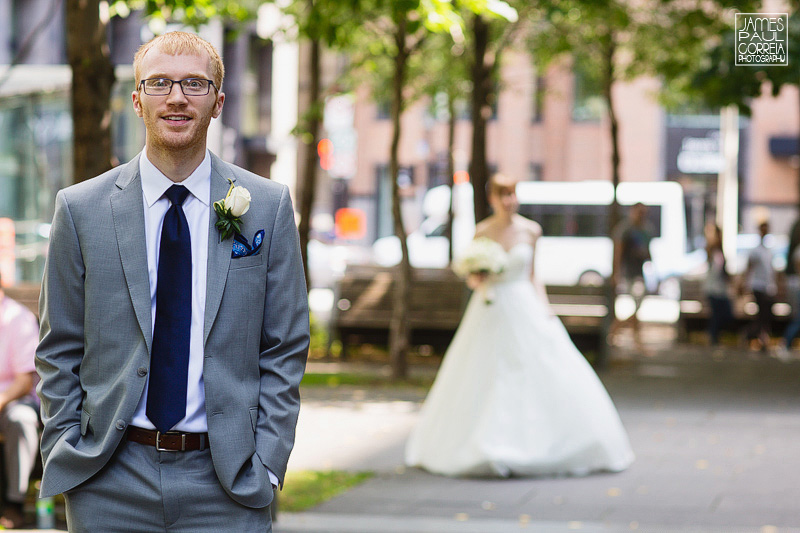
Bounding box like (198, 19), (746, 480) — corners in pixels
(127, 426), (208, 452)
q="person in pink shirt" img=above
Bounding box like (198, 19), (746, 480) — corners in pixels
(0, 273), (40, 529)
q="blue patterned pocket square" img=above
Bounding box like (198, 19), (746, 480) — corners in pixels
(232, 230), (265, 258)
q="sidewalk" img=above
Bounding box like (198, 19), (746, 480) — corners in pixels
(278, 327), (800, 532)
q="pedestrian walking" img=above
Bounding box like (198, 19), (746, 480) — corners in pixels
(737, 220), (777, 352)
(36, 31), (309, 532)
(703, 222), (733, 347)
(609, 202), (654, 351)
(776, 216), (800, 360)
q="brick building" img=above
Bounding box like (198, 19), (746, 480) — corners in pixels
(312, 47), (799, 250)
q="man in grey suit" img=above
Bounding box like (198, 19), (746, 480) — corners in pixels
(35, 31), (309, 532)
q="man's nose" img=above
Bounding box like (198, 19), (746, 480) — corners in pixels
(166, 83), (189, 103)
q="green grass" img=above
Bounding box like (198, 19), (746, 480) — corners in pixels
(301, 372), (382, 387)
(301, 372), (434, 389)
(280, 470), (373, 512)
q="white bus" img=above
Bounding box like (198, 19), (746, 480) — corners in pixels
(373, 180), (688, 294)
(516, 180), (687, 291)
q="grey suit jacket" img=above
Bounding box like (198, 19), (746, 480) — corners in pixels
(35, 152), (309, 508)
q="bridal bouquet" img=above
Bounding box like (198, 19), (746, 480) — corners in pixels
(453, 237), (508, 304)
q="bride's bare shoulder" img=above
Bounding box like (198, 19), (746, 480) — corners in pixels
(515, 214), (542, 237)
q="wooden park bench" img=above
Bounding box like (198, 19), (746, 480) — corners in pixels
(3, 283), (41, 319)
(545, 283), (609, 352)
(678, 276), (792, 340)
(330, 266), (470, 358)
(330, 265), (609, 358)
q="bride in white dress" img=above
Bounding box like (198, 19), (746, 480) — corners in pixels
(405, 174), (634, 478)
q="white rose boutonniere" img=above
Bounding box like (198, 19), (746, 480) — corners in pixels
(214, 178), (251, 241)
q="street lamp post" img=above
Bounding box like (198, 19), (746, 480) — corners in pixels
(717, 104), (739, 264)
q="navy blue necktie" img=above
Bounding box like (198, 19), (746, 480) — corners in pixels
(147, 185), (192, 433)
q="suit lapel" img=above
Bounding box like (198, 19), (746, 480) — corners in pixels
(204, 154), (235, 344)
(110, 154), (153, 353)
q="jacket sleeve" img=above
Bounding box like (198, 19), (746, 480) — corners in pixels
(255, 184), (309, 485)
(36, 190), (86, 464)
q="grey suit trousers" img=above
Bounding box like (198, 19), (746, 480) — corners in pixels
(0, 400), (39, 503)
(64, 439), (271, 532)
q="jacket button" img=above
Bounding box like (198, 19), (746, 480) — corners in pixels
(115, 420), (126, 431)
(138, 367), (148, 377)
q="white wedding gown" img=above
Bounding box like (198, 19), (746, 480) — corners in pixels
(405, 242), (634, 477)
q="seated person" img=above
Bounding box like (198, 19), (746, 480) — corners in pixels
(0, 273), (40, 529)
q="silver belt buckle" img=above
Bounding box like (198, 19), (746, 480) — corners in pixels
(155, 431), (185, 452)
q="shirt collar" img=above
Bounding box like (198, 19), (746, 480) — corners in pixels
(140, 149), (211, 208)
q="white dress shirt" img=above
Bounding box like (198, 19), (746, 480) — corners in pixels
(132, 149), (211, 433)
(131, 150), (279, 487)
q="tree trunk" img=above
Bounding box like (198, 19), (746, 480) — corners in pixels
(66, 0), (115, 183)
(606, 39), (621, 222)
(600, 34), (619, 370)
(446, 91), (457, 263)
(469, 14), (491, 224)
(298, 36), (322, 292)
(388, 17), (413, 380)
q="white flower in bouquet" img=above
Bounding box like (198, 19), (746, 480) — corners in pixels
(453, 237), (508, 304)
(453, 237), (508, 278)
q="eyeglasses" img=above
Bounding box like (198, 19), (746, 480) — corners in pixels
(139, 78), (217, 96)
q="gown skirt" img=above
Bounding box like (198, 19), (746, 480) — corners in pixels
(405, 243), (635, 477)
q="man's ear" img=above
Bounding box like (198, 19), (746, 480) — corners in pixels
(212, 92), (225, 119)
(132, 90), (143, 118)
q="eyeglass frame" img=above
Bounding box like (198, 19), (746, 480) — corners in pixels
(138, 77), (219, 97)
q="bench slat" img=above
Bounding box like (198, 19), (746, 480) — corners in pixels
(331, 266), (607, 356)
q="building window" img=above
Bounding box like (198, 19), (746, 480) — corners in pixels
(11, 0), (66, 64)
(375, 164), (415, 239)
(488, 83), (499, 121)
(532, 73), (545, 123)
(528, 163), (543, 181)
(427, 153), (450, 188)
(572, 57), (605, 122)
(250, 36), (273, 135)
(427, 92), (448, 123)
(0, 71), (141, 283)
(376, 99), (391, 120)
(448, 83), (498, 122)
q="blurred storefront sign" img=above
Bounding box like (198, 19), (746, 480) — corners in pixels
(676, 132), (724, 174)
(665, 117), (748, 181)
(335, 207), (367, 240)
(665, 115), (749, 250)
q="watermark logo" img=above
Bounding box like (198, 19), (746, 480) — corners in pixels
(735, 13), (788, 66)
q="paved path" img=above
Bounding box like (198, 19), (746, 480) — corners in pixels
(279, 333), (800, 532)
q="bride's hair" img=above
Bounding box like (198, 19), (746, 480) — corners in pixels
(488, 173), (518, 197)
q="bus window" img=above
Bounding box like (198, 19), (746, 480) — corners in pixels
(619, 204), (662, 238)
(572, 205), (607, 237)
(520, 203), (664, 238)
(518, 204), (607, 237)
